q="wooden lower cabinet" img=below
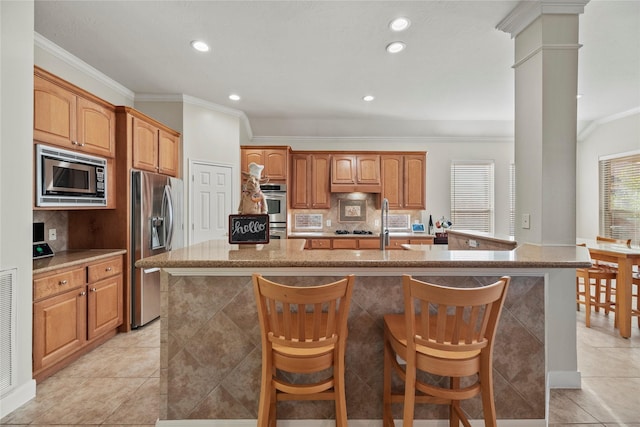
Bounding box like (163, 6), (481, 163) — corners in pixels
(33, 255), (124, 381)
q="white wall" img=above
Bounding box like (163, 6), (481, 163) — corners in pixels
(576, 111), (640, 239)
(0, 0), (37, 416)
(251, 137), (515, 236)
(182, 101), (242, 243)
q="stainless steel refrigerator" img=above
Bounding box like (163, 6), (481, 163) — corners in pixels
(131, 170), (184, 328)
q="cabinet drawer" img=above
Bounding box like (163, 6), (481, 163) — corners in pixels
(87, 256), (123, 283)
(310, 239), (331, 249)
(389, 239), (410, 249)
(34, 267), (85, 301)
(358, 239), (381, 249)
(332, 239), (357, 249)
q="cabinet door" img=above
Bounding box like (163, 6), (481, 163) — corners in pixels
(241, 149), (264, 175)
(332, 155), (356, 185)
(290, 154), (310, 208)
(87, 276), (123, 340)
(311, 154), (331, 209)
(356, 155), (381, 185)
(132, 117), (159, 172)
(310, 239), (331, 249)
(33, 75), (76, 147)
(264, 149), (287, 181)
(158, 129), (180, 176)
(404, 154), (426, 209)
(76, 96), (116, 157)
(33, 288), (87, 372)
(381, 155), (403, 209)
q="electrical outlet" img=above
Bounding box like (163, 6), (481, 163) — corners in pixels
(49, 228), (57, 241)
(326, 219), (331, 227)
(374, 219), (380, 227)
(521, 214), (530, 229)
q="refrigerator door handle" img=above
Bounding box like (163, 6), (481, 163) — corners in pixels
(163, 184), (175, 250)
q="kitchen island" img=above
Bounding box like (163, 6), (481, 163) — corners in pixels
(137, 239), (590, 426)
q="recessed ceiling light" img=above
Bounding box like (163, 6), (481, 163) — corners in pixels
(389, 17), (411, 32)
(190, 40), (210, 52)
(363, 95), (375, 102)
(229, 94), (241, 101)
(386, 41), (406, 54)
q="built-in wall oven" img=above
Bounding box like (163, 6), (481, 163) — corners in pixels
(261, 183), (287, 239)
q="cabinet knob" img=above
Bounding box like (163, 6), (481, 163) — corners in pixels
(79, 291), (86, 296)
(105, 267), (112, 272)
(59, 280), (68, 285)
(72, 140), (78, 145)
(90, 287), (97, 292)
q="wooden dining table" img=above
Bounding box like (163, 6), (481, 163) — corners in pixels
(578, 238), (640, 338)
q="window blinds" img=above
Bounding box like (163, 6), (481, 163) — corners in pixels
(599, 152), (640, 245)
(450, 161), (495, 233)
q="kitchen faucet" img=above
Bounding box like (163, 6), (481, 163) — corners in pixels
(380, 198), (390, 251)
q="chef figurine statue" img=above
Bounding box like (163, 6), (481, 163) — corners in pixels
(238, 162), (268, 215)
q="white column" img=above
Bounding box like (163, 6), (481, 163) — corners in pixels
(499, 1), (588, 246)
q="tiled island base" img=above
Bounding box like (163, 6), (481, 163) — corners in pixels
(159, 273), (545, 424)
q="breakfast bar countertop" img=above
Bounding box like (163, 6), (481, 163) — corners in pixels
(135, 238), (591, 270)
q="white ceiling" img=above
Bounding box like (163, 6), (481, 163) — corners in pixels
(34, 0), (640, 139)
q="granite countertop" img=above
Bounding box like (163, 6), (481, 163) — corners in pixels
(135, 238), (591, 269)
(33, 249), (127, 275)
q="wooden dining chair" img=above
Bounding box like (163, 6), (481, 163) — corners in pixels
(576, 243), (618, 326)
(252, 273), (355, 427)
(383, 275), (510, 427)
(595, 236), (632, 270)
(632, 272), (640, 328)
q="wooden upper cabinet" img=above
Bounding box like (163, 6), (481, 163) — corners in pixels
(158, 129), (180, 176)
(380, 152), (426, 210)
(241, 147), (289, 182)
(132, 117), (159, 172)
(331, 154), (381, 193)
(290, 153), (330, 209)
(403, 154), (426, 209)
(122, 108), (181, 177)
(34, 69), (115, 158)
(381, 155), (403, 209)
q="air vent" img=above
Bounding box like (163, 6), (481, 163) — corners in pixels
(0, 268), (17, 395)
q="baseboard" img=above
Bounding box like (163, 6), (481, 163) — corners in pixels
(0, 379), (36, 419)
(548, 370), (582, 389)
(156, 419), (546, 427)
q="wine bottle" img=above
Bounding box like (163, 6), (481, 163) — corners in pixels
(428, 215), (434, 234)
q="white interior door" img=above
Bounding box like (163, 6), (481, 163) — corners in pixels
(190, 161), (233, 245)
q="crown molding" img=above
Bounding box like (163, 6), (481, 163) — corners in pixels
(135, 94), (254, 140)
(497, 0), (590, 38)
(251, 135), (514, 145)
(578, 107), (640, 141)
(34, 32), (135, 100)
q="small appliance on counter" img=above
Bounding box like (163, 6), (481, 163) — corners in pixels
(33, 222), (54, 259)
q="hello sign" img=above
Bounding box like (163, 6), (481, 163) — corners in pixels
(228, 214), (270, 244)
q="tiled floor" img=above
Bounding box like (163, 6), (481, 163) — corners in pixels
(1, 310), (639, 426)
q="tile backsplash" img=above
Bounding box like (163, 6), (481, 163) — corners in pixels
(290, 193), (424, 233)
(33, 210), (68, 252)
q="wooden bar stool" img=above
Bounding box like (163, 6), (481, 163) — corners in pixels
(383, 275), (510, 427)
(252, 273), (355, 427)
(576, 243), (619, 327)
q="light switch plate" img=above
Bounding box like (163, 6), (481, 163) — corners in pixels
(521, 214), (530, 229)
(49, 228), (57, 241)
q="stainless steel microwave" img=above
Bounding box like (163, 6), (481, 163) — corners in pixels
(36, 144), (107, 207)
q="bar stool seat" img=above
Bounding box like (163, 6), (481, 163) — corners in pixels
(383, 275), (510, 427)
(252, 273), (355, 427)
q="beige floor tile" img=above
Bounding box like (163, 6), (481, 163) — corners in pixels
(103, 377), (160, 425)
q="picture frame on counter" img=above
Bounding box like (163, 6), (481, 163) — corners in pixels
(338, 198), (367, 223)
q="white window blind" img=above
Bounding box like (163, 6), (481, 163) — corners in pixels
(599, 152), (640, 245)
(450, 161), (494, 233)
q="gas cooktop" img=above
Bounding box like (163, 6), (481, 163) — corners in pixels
(335, 230), (374, 235)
